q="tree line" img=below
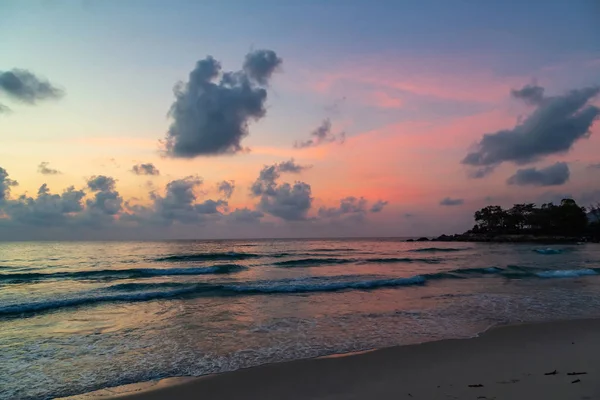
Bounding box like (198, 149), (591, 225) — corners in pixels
(470, 199), (600, 237)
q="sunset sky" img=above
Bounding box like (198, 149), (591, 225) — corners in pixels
(1, 0), (599, 240)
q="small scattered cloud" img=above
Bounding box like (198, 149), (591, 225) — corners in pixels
(250, 160), (313, 220)
(318, 196), (367, 219)
(294, 118), (346, 149)
(507, 162), (570, 187)
(0, 69), (64, 104)
(131, 163), (160, 176)
(217, 180), (235, 199)
(250, 159), (309, 197)
(463, 85), (600, 174)
(440, 197), (464, 206)
(276, 159), (310, 173)
(510, 84), (544, 105)
(37, 161), (61, 175)
(370, 200), (389, 213)
(0, 167), (18, 201)
(85, 175), (123, 218)
(126, 176), (227, 226)
(468, 165), (496, 179)
(258, 182), (313, 221)
(163, 49), (282, 158)
(242, 49), (282, 86)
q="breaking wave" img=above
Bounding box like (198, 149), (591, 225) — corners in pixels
(0, 264), (246, 283)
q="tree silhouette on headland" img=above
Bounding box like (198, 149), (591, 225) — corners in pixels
(469, 199), (598, 237)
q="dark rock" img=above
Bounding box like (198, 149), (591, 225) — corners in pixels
(416, 237), (430, 242)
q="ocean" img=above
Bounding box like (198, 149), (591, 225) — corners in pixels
(1, 239), (600, 399)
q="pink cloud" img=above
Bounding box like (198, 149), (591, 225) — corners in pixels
(308, 57), (524, 104)
(370, 91), (404, 109)
(304, 109), (518, 207)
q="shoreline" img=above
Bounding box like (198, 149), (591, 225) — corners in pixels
(62, 317), (600, 399)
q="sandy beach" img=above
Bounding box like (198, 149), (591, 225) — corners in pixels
(66, 318), (600, 400)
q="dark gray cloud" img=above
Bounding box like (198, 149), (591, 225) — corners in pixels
(250, 159), (309, 197)
(259, 182), (313, 221)
(228, 207), (264, 223)
(0, 69), (64, 104)
(370, 200), (389, 213)
(85, 176), (123, 217)
(468, 165), (496, 179)
(37, 161), (61, 175)
(217, 180), (235, 199)
(440, 197), (464, 206)
(127, 176), (228, 226)
(2, 184), (85, 227)
(276, 159), (310, 173)
(163, 49), (282, 158)
(0, 167), (18, 201)
(132, 163), (160, 176)
(507, 162), (570, 187)
(242, 49), (282, 86)
(250, 160), (313, 220)
(294, 119), (346, 148)
(87, 175), (116, 192)
(194, 199), (227, 215)
(511, 84), (544, 105)
(318, 196), (367, 219)
(463, 85), (600, 173)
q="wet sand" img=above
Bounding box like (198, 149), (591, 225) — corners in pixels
(68, 319), (600, 400)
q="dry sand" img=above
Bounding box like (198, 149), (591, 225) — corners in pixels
(67, 318), (600, 400)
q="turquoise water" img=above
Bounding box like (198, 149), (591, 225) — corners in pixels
(1, 239), (600, 399)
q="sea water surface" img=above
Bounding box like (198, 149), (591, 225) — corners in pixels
(1, 239), (600, 399)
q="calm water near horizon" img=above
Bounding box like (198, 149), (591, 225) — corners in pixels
(2, 239), (600, 399)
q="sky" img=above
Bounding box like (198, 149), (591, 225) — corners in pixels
(1, 0), (599, 240)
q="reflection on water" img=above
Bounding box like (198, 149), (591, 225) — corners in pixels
(1, 239), (600, 399)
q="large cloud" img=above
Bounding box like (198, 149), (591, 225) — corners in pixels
(294, 119), (346, 148)
(463, 85), (600, 175)
(0, 167), (18, 201)
(507, 162), (570, 187)
(38, 161), (61, 175)
(2, 184), (85, 227)
(251, 160), (313, 220)
(131, 163), (160, 176)
(439, 197), (464, 206)
(0, 69), (64, 104)
(163, 50), (282, 158)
